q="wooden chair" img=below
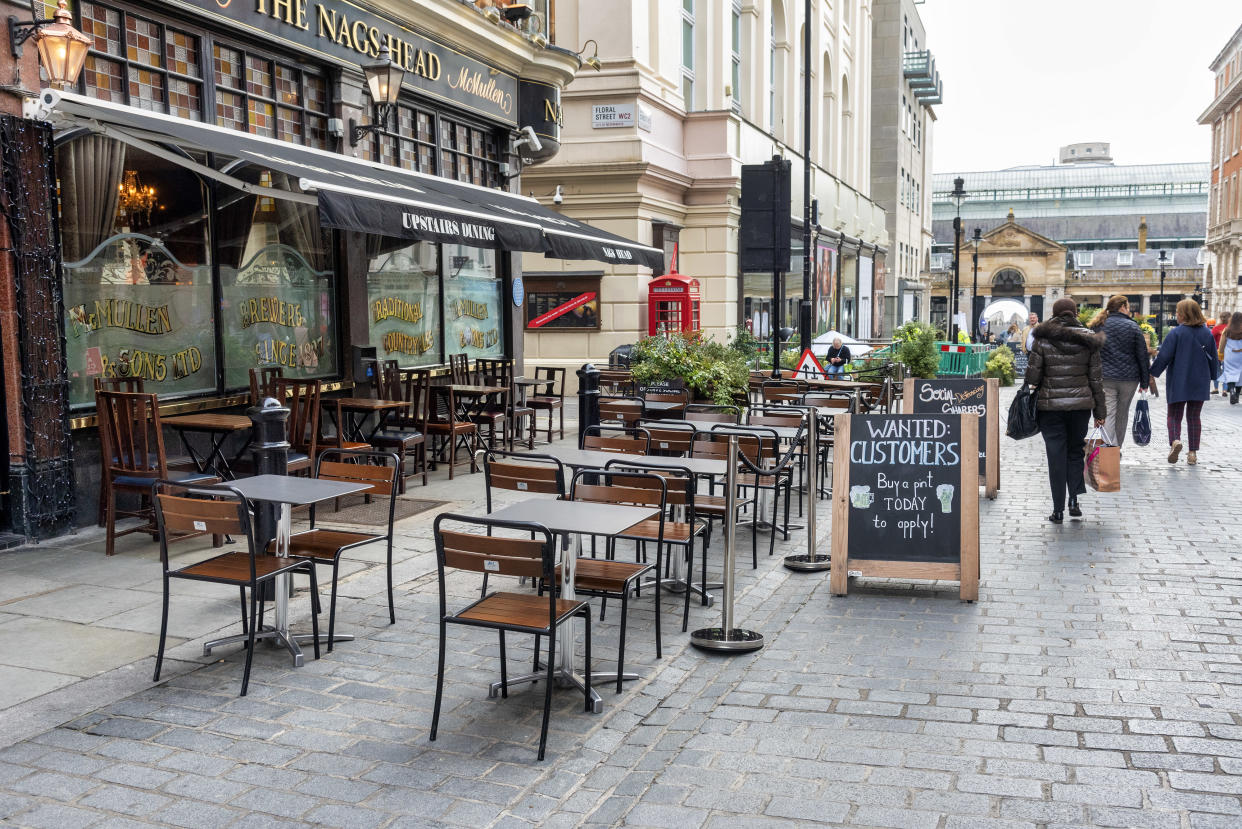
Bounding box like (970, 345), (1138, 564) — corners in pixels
(637, 419), (696, 457)
(278, 449), (401, 651)
(598, 395), (645, 428)
(431, 513), (593, 761)
(96, 391), (220, 556)
(803, 391), (855, 496)
(641, 387), (689, 420)
(482, 450), (567, 595)
(423, 378), (479, 478)
(600, 461), (710, 634)
(369, 361), (427, 491)
(762, 380), (806, 406)
(152, 482), (321, 696)
(683, 404), (741, 425)
(248, 367), (283, 406)
(689, 430), (759, 568)
(567, 468), (665, 692)
(527, 366), (566, 443)
(597, 368), (635, 396)
(581, 425), (650, 455)
(94, 377), (146, 527)
(448, 353), (472, 385)
(750, 406), (809, 516)
(274, 378), (320, 476)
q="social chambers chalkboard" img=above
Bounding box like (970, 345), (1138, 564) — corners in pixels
(906, 379), (987, 475)
(845, 413), (964, 564)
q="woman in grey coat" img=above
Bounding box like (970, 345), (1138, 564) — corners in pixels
(1087, 294), (1151, 447)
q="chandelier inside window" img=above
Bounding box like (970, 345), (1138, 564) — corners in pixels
(117, 170), (158, 225)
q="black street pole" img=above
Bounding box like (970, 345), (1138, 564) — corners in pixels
(798, 0), (812, 352)
(1158, 250), (1167, 341)
(971, 227), (981, 339)
(772, 157), (782, 378)
(951, 216), (962, 342)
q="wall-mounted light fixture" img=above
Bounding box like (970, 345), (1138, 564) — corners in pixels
(349, 45), (404, 146)
(9, 0), (91, 90)
(577, 39), (602, 71)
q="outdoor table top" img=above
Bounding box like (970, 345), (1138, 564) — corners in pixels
(514, 377), (544, 386)
(736, 424), (805, 441)
(487, 498), (658, 538)
(163, 413), (252, 432)
(528, 447), (729, 478)
(606, 399), (682, 412)
(326, 397), (409, 411)
(448, 384), (507, 396)
(802, 377), (879, 389)
(222, 474), (369, 507)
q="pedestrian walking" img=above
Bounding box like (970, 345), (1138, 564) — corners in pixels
(1020, 311), (1039, 353)
(1149, 299), (1221, 466)
(1211, 313), (1230, 396)
(1087, 294), (1151, 447)
(1219, 311), (1242, 405)
(1024, 297), (1106, 524)
(825, 338), (850, 378)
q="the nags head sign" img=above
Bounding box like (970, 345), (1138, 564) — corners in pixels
(175, 0), (518, 124)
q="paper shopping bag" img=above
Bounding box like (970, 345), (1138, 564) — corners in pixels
(1084, 437), (1121, 492)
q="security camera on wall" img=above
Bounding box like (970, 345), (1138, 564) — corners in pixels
(552, 185), (563, 205)
(513, 125), (542, 160)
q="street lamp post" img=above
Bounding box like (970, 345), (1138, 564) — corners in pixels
(949, 177), (967, 342)
(1157, 249), (1167, 341)
(798, 0), (813, 352)
(971, 227), (982, 339)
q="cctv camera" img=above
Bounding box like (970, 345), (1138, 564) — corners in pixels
(513, 125), (542, 155)
(552, 185), (563, 205)
(23, 88), (62, 122)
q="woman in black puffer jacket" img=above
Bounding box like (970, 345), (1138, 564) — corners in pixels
(1024, 297), (1106, 524)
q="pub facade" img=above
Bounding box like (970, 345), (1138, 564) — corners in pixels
(0, 0), (660, 538)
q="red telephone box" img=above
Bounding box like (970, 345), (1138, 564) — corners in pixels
(647, 274), (701, 337)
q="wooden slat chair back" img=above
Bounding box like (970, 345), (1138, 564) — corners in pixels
(152, 482), (321, 696)
(431, 513), (591, 760)
(683, 404), (741, 425)
(248, 367), (283, 406)
(802, 391), (856, 413)
(581, 425), (650, 455)
(94, 377), (145, 393)
(426, 382), (479, 477)
(274, 378), (321, 467)
(762, 380), (805, 405)
(749, 408), (806, 429)
(367, 362), (428, 490)
(637, 419), (696, 457)
(401, 368), (432, 429)
(597, 368), (635, 395)
(598, 395), (644, 427)
(448, 353), (471, 384)
(484, 452), (567, 499)
(711, 424), (792, 555)
(643, 388), (689, 406)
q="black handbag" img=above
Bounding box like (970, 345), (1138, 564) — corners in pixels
(1006, 385), (1040, 440)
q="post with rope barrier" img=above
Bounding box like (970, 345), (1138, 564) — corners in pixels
(783, 406), (829, 572)
(691, 433), (764, 653)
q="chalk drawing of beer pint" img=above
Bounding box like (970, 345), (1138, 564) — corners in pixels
(849, 485), (874, 509)
(935, 484), (955, 513)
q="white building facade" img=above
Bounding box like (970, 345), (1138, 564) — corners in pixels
(520, 0), (889, 374)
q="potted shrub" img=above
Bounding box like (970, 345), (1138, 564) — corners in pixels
(893, 320), (940, 379)
(630, 332), (750, 406)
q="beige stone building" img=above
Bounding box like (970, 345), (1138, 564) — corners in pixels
(519, 0), (889, 377)
(1200, 23), (1242, 315)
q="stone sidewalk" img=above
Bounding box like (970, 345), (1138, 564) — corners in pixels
(1, 389), (1241, 827)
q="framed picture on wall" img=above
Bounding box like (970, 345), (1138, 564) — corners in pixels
(524, 274), (603, 331)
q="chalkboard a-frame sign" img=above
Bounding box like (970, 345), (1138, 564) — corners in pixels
(903, 377), (1000, 499)
(830, 412), (980, 601)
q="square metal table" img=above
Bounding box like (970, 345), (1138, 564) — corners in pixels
(202, 475), (369, 667)
(484, 498), (658, 711)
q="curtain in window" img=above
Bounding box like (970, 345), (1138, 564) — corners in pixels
(58, 135), (126, 265)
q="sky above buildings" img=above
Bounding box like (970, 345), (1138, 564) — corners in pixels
(923, 0), (1238, 174)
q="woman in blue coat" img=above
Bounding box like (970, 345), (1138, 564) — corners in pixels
(1149, 299), (1221, 465)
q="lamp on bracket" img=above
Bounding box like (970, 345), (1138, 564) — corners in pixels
(9, 0), (91, 90)
(349, 45), (405, 146)
(577, 39), (602, 71)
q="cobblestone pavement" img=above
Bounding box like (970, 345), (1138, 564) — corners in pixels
(1, 389), (1242, 827)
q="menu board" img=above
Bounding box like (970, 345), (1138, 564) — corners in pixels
(904, 378), (1000, 498)
(830, 413), (979, 600)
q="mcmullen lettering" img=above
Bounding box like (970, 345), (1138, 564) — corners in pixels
(452, 299), (489, 321)
(69, 299), (175, 337)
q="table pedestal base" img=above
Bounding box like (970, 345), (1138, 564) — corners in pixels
(203, 626), (304, 668)
(783, 554), (831, 572)
(689, 627), (764, 653)
(489, 670), (604, 713)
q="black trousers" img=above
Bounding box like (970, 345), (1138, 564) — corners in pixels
(1037, 409), (1091, 512)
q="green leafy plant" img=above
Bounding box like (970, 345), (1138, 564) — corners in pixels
(630, 333), (749, 406)
(729, 325), (760, 366)
(893, 320), (940, 378)
(1077, 305), (1099, 328)
(983, 345), (1017, 386)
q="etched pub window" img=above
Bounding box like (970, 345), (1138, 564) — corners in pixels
(367, 241), (441, 368)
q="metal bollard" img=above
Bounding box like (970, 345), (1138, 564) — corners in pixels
(784, 408), (830, 571)
(576, 363), (601, 447)
(247, 398), (289, 555)
(691, 434), (764, 653)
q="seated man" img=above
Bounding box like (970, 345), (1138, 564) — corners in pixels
(825, 337), (850, 378)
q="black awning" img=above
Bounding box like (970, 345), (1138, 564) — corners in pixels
(53, 91), (664, 271)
